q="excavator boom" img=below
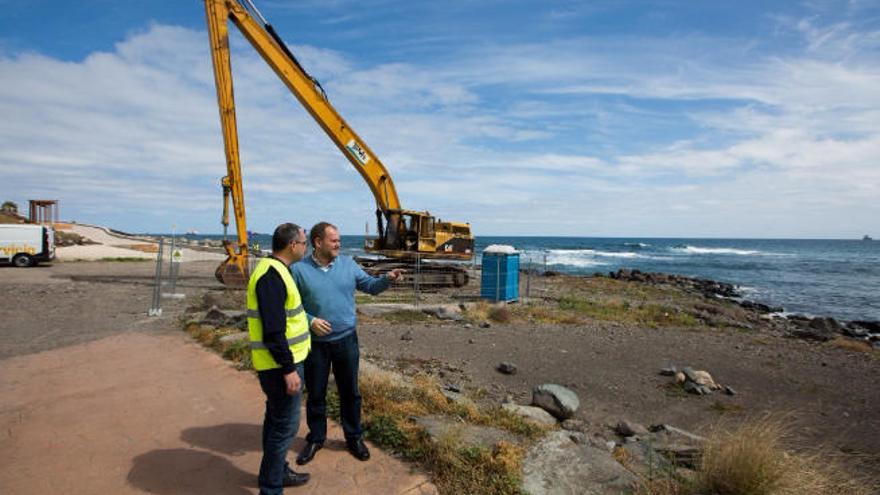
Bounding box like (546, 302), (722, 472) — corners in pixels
(204, 0), (473, 287)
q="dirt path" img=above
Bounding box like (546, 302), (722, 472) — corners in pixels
(0, 260), (435, 495)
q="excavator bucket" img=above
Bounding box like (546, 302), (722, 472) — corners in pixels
(215, 252), (249, 288)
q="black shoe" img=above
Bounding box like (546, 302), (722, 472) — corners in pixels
(296, 441), (323, 465)
(282, 467), (310, 487)
(346, 437), (370, 461)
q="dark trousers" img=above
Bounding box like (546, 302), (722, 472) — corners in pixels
(257, 363), (304, 495)
(304, 332), (362, 443)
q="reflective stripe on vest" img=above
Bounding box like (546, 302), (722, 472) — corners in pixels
(249, 331), (310, 349)
(246, 257), (310, 370)
(246, 306), (304, 319)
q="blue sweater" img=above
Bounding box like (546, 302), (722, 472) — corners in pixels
(291, 255), (390, 342)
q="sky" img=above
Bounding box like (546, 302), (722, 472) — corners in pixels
(1, 0), (878, 238)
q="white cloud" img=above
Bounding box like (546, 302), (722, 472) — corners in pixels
(0, 15), (877, 238)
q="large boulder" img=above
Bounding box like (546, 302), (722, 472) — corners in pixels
(532, 384), (580, 420)
(522, 431), (640, 495)
(202, 306), (247, 329)
(502, 403), (557, 426)
(414, 415), (516, 449)
(790, 317), (840, 341)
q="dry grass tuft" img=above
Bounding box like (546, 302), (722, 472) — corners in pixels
(696, 416), (875, 495)
(357, 366), (549, 495)
(465, 300), (494, 322)
(183, 323), (251, 368)
(709, 400), (744, 415)
(488, 305), (512, 323)
(829, 336), (876, 354)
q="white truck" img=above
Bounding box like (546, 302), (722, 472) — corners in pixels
(0, 224), (56, 267)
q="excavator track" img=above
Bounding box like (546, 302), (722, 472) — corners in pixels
(356, 257), (470, 289)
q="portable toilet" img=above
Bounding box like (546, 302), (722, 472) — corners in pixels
(480, 245), (519, 302)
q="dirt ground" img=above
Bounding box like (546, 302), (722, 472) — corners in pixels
(363, 282), (880, 481)
(2, 258), (878, 482)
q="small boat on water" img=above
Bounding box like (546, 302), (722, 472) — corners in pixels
(186, 229), (199, 235)
(864, 235), (873, 241)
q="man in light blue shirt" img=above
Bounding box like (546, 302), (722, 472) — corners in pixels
(292, 221), (402, 465)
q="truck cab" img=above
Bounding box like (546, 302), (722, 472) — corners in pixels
(0, 224), (55, 267)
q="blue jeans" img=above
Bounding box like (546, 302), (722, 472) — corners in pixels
(257, 362), (304, 495)
(304, 332), (362, 443)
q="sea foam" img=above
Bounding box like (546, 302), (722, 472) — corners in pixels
(673, 246), (760, 255)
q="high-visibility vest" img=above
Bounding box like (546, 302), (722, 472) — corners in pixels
(246, 257), (310, 370)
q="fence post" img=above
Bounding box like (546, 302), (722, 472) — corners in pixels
(414, 254), (421, 306)
(149, 239), (164, 316)
(526, 256), (531, 299)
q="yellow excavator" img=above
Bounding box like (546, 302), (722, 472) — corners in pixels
(204, 0), (474, 287)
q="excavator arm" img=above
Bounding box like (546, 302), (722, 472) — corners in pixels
(205, 0), (401, 211)
(204, 0), (474, 287)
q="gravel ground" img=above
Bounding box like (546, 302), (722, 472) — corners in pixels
(3, 258), (878, 481)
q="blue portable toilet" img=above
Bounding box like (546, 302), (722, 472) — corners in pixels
(480, 245), (519, 302)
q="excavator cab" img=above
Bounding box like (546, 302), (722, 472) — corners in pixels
(366, 209), (474, 260)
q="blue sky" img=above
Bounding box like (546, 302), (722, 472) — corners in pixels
(1, 0), (878, 238)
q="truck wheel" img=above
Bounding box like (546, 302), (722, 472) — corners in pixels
(12, 254), (34, 267)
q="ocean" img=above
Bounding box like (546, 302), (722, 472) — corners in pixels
(180, 233), (880, 322)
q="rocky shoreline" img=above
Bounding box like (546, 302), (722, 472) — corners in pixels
(605, 268), (880, 347)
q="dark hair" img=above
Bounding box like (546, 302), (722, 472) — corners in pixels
(309, 221), (337, 248)
(272, 223), (303, 252)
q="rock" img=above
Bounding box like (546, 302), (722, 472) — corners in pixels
(441, 389), (466, 404)
(615, 419), (649, 437)
(724, 386), (737, 396)
(738, 300), (783, 313)
(202, 306), (228, 325)
(653, 443), (702, 468)
(790, 318), (838, 341)
(659, 366), (677, 376)
(843, 325), (869, 338)
(400, 331), (413, 341)
(810, 316), (842, 332)
(497, 362), (518, 375)
(357, 303), (416, 317)
(674, 371), (686, 384)
(219, 331), (249, 343)
(532, 384), (580, 420)
(649, 424), (707, 443)
(201, 306), (246, 328)
(202, 291), (243, 310)
(683, 381), (712, 395)
(502, 403), (558, 426)
(414, 415), (516, 449)
(691, 370), (721, 390)
(479, 321), (491, 329)
(422, 304), (463, 321)
(444, 383), (462, 393)
(522, 430), (640, 495)
(560, 419), (588, 433)
(849, 320), (880, 333)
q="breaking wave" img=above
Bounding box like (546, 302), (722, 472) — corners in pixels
(547, 249), (641, 259)
(672, 246), (760, 255)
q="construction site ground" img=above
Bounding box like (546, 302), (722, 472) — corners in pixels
(0, 260), (435, 495)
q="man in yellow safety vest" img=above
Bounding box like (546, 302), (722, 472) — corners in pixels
(246, 223), (311, 494)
